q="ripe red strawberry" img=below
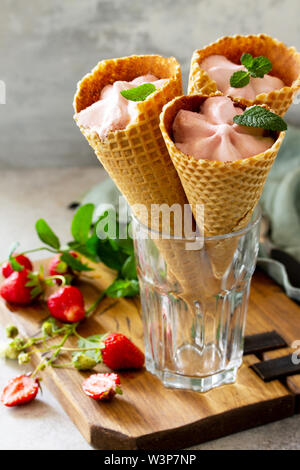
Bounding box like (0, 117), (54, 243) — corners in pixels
(0, 269), (42, 305)
(82, 373), (122, 401)
(1, 254), (33, 278)
(101, 333), (144, 370)
(49, 251), (78, 284)
(1, 375), (39, 407)
(47, 285), (85, 323)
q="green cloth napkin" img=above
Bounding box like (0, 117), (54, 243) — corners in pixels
(258, 125), (300, 300)
(82, 126), (300, 300)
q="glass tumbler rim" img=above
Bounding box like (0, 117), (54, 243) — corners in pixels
(131, 205), (262, 242)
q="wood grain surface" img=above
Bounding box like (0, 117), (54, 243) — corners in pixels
(0, 262), (298, 450)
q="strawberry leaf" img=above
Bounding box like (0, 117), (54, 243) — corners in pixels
(76, 334), (105, 363)
(60, 252), (93, 272)
(105, 279), (139, 298)
(71, 204), (95, 244)
(121, 254), (137, 280)
(35, 219), (60, 249)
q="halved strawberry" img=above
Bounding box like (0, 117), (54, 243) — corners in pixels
(1, 375), (39, 407)
(82, 373), (122, 401)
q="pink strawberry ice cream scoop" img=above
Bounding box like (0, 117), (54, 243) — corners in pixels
(173, 96), (274, 162)
(200, 55), (285, 101)
(75, 74), (167, 139)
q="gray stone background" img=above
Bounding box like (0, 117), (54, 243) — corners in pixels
(0, 0), (299, 169)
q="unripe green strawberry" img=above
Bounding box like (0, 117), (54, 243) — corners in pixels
(6, 325), (19, 339)
(4, 337), (25, 360)
(72, 353), (97, 370)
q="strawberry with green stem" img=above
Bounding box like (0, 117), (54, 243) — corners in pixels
(65, 332), (145, 371)
(0, 262), (67, 305)
(1, 254), (33, 279)
(0, 202), (142, 406)
(0, 269), (43, 305)
(49, 251), (79, 285)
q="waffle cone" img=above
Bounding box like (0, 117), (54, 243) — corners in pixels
(188, 34), (300, 116)
(160, 94), (285, 277)
(73, 55), (208, 298)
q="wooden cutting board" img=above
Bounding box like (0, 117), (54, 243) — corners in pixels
(0, 260), (299, 450)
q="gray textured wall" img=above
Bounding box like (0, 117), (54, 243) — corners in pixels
(0, 0), (299, 168)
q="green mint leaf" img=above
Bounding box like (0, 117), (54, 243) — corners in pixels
(240, 53), (254, 70)
(71, 204), (95, 244)
(233, 106), (287, 131)
(230, 53), (273, 88)
(249, 56), (272, 78)
(230, 70), (250, 88)
(60, 252), (93, 272)
(121, 254), (137, 280)
(105, 279), (139, 298)
(35, 219), (60, 249)
(120, 83), (156, 102)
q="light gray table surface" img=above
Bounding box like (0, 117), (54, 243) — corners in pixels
(0, 167), (299, 450)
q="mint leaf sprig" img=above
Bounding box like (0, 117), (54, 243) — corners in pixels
(233, 106), (287, 131)
(230, 53), (273, 88)
(120, 83), (156, 102)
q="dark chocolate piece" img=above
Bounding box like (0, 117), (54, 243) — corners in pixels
(251, 354), (300, 382)
(244, 330), (287, 355)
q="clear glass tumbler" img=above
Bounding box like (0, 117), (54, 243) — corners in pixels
(131, 208), (261, 392)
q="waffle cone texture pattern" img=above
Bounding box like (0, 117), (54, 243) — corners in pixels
(160, 94), (285, 237)
(74, 55), (186, 233)
(188, 34), (300, 116)
(73, 55), (208, 297)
